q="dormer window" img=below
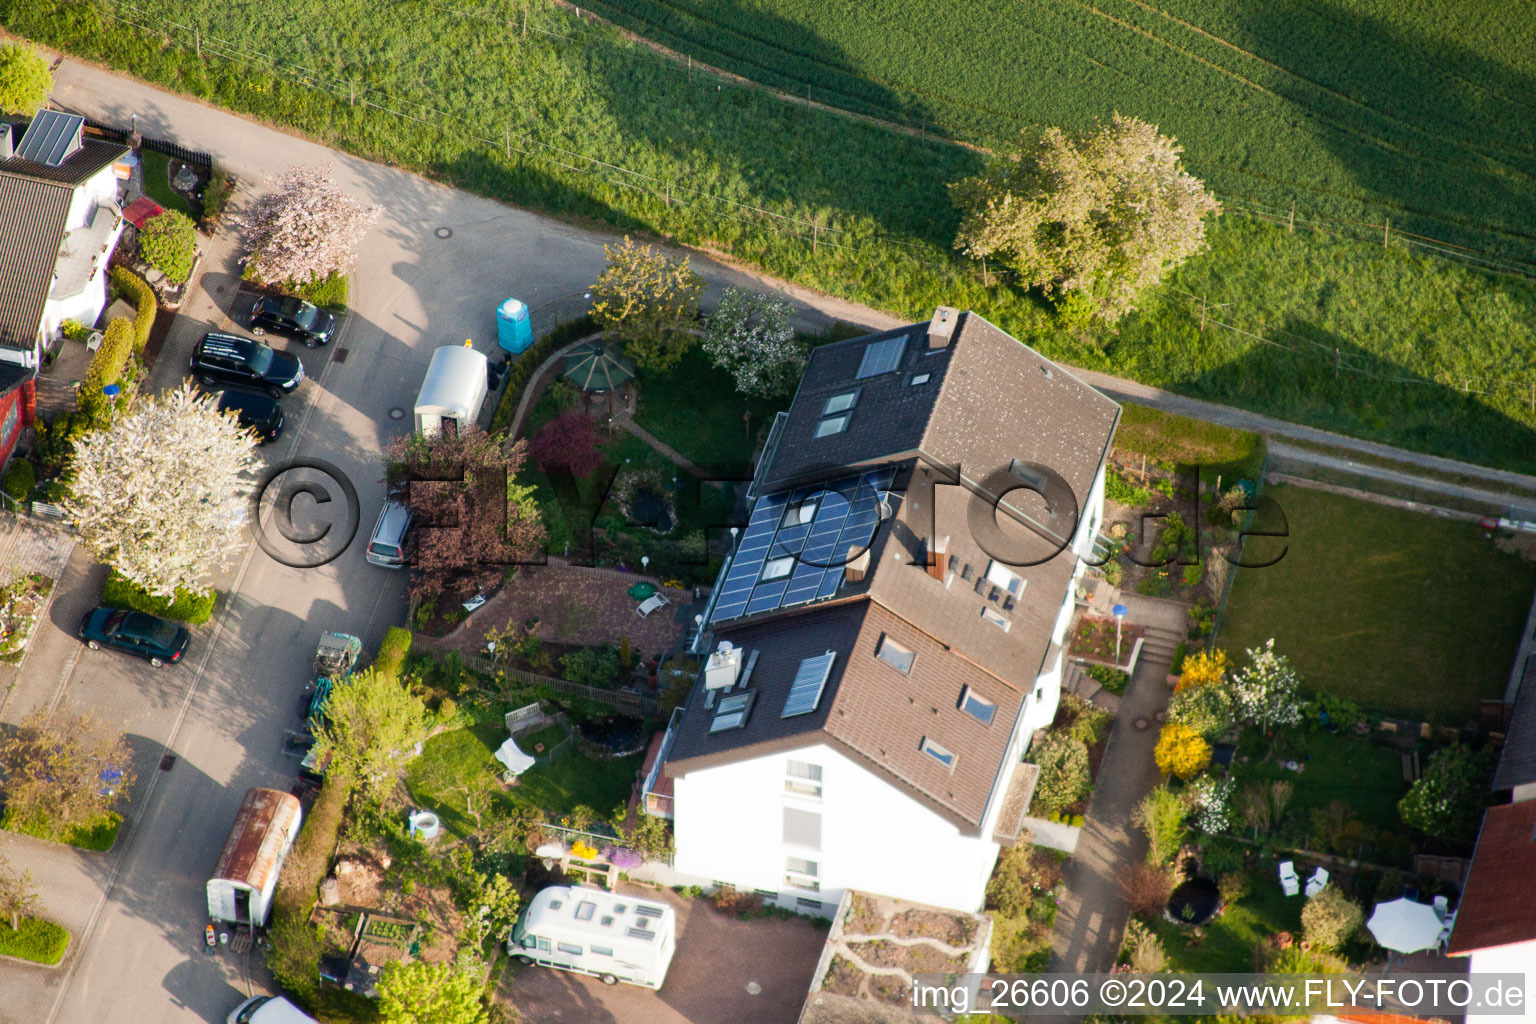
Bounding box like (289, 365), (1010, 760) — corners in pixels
(920, 737), (956, 769)
(815, 414), (849, 438)
(876, 636), (915, 675)
(981, 606), (1011, 632)
(823, 392), (858, 415)
(761, 556), (794, 581)
(984, 560), (1025, 596)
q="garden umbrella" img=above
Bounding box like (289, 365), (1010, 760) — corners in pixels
(563, 341), (635, 392)
(1367, 897), (1444, 953)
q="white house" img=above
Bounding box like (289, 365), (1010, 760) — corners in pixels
(0, 109), (129, 368)
(1446, 800), (1536, 1024)
(650, 309), (1119, 915)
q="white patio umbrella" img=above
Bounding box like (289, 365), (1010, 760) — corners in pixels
(494, 737), (537, 777)
(1367, 897), (1444, 953)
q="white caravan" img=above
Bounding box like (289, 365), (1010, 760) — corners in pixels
(413, 344), (488, 436)
(509, 885), (677, 989)
(226, 995), (319, 1024)
(207, 788), (303, 928)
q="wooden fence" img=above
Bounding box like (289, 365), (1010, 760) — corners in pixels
(496, 663), (660, 714)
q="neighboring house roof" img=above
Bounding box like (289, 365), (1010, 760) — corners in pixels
(666, 310), (1119, 832)
(1492, 653), (1536, 790)
(0, 173), (73, 351)
(1446, 800), (1536, 955)
(0, 363), (35, 399)
(0, 117), (128, 188)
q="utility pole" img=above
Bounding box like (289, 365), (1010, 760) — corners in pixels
(505, 122), (511, 159)
(523, 7), (528, 35)
(1288, 199), (1295, 234)
(195, 26), (201, 58)
(1384, 217), (1391, 248)
(688, 55), (692, 82)
(1334, 347), (1340, 379)
(349, 81), (355, 107)
(1199, 295), (1207, 332)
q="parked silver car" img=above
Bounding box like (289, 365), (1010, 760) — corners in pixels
(365, 501), (411, 568)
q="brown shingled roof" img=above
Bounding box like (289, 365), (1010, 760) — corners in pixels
(0, 173), (71, 350)
(1446, 800), (1536, 955)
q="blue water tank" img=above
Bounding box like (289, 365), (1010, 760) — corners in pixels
(496, 298), (532, 354)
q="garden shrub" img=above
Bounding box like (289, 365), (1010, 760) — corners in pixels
(1120, 862), (1175, 916)
(375, 626), (412, 682)
(76, 317), (134, 425)
(560, 646), (620, 688)
(1168, 682), (1234, 740)
(1025, 732), (1091, 818)
(100, 570), (216, 625)
(199, 166), (234, 230)
(138, 209), (198, 283)
(1217, 870), (1249, 906)
(1104, 467), (1154, 507)
(60, 319), (91, 341)
(1301, 886), (1364, 951)
(110, 266), (157, 354)
(1154, 722), (1212, 779)
(1133, 787), (1189, 866)
(33, 412), (89, 473)
(292, 271), (348, 311)
(1063, 696), (1112, 746)
(710, 885), (763, 917)
(1085, 663), (1128, 695)
(1397, 744), (1495, 841)
(265, 914), (323, 1000)
(1121, 919), (1166, 973)
(2, 458), (35, 501)
(1175, 647), (1228, 690)
(0, 917), (70, 965)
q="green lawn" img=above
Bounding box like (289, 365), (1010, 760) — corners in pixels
(0, 917), (71, 966)
(1219, 484), (1536, 722)
(406, 723), (642, 838)
(519, 724), (567, 753)
(1231, 729), (1409, 835)
(631, 346), (783, 473)
(137, 150), (196, 218)
(1150, 881), (1302, 972)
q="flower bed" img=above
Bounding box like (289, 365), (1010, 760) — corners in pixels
(846, 939), (971, 973)
(1069, 614), (1145, 665)
(0, 573), (52, 660)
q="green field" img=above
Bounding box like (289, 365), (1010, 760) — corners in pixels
(17, 1), (1536, 470)
(582, 0), (1536, 258)
(1219, 484), (1536, 723)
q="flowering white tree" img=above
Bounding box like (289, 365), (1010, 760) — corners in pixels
(65, 382), (260, 597)
(1229, 639), (1303, 732)
(242, 163), (380, 285)
(701, 286), (805, 398)
(1189, 775), (1235, 833)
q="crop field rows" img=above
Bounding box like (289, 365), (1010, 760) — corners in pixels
(16, 0), (1536, 472)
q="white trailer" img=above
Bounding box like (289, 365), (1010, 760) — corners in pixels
(509, 886), (677, 989)
(207, 788), (303, 928)
(414, 344), (489, 436)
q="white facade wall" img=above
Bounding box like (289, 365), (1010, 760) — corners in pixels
(1465, 942), (1536, 1024)
(63, 165), (118, 230)
(672, 741), (1001, 915)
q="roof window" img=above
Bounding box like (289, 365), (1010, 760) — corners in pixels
(876, 636), (915, 675)
(815, 414), (849, 438)
(959, 686), (996, 725)
(920, 737), (956, 769)
(856, 336), (906, 378)
(709, 690), (757, 733)
(823, 392), (858, 415)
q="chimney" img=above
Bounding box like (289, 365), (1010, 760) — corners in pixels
(926, 535), (950, 582)
(927, 306), (959, 349)
(0, 123), (12, 161)
(844, 547), (871, 584)
(704, 641), (742, 690)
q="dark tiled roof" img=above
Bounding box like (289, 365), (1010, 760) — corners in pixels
(1446, 800), (1536, 955)
(759, 324), (946, 490)
(0, 122), (128, 188)
(0, 363), (35, 399)
(1492, 655), (1536, 790)
(666, 600), (1025, 833)
(0, 174), (72, 350)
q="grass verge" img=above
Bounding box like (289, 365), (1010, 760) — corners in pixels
(0, 917), (71, 966)
(1, 809), (121, 852)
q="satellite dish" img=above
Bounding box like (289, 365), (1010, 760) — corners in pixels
(718, 640), (734, 654)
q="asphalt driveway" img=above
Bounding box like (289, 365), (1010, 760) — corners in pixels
(500, 885), (826, 1024)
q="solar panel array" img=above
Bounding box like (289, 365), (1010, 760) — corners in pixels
(14, 110), (85, 167)
(782, 652), (836, 717)
(856, 335), (907, 378)
(709, 467), (895, 625)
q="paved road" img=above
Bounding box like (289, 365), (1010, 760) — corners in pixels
(0, 55), (907, 1024)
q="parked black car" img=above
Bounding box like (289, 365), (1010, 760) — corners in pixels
(250, 295), (336, 348)
(78, 607), (190, 666)
(215, 387), (285, 445)
(191, 333), (303, 396)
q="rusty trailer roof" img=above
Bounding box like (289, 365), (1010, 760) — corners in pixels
(211, 787), (302, 888)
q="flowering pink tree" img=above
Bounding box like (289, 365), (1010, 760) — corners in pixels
(242, 163), (380, 285)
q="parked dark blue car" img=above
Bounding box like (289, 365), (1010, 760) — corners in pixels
(78, 607), (190, 666)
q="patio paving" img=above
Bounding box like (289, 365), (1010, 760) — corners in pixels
(417, 559), (696, 663)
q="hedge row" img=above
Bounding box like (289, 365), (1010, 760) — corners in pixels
(109, 266), (157, 354)
(489, 315), (597, 433)
(273, 774), (351, 921)
(76, 317), (135, 426)
(0, 917), (70, 965)
(100, 571), (217, 625)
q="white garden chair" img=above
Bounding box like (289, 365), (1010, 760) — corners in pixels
(1305, 867), (1330, 898)
(1279, 860), (1300, 897)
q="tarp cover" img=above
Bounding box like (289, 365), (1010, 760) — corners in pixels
(495, 737), (537, 777)
(415, 345), (489, 419)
